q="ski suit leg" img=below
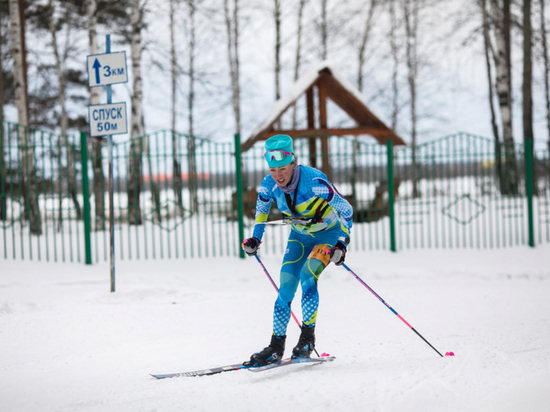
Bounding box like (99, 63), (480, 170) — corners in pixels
(299, 227), (342, 327)
(272, 237), (308, 336)
(299, 255), (326, 327)
(272, 228), (341, 335)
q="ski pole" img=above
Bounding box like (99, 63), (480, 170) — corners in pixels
(341, 263), (452, 358)
(254, 254), (321, 357)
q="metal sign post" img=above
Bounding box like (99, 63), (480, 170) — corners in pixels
(106, 36), (115, 294)
(87, 35), (128, 293)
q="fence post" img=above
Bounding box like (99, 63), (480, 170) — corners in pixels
(524, 138), (535, 247)
(234, 134), (245, 258)
(386, 140), (397, 252)
(80, 131), (93, 264)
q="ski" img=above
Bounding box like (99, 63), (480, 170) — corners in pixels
(151, 356), (336, 379)
(248, 356), (336, 373)
(150, 362), (252, 379)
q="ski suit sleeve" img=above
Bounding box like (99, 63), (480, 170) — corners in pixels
(311, 177), (353, 240)
(251, 176), (274, 241)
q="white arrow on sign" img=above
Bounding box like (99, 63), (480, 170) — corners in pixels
(88, 102), (128, 137)
(87, 52), (128, 88)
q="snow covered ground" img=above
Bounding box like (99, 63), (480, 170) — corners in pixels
(1, 245), (550, 411)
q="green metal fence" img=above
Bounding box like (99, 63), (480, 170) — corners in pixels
(0, 121), (87, 262)
(86, 130), (240, 262)
(240, 134), (396, 254)
(391, 133), (543, 250)
(1, 121), (548, 263)
(244, 132), (550, 254)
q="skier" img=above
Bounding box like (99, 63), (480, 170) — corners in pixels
(242, 134), (353, 366)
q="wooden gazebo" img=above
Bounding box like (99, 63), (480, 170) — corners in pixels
(242, 62), (406, 180)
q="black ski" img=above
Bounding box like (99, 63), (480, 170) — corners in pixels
(150, 362), (252, 379)
(151, 356), (335, 379)
(248, 356), (336, 373)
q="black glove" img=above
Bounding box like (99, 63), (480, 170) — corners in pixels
(242, 237), (261, 256)
(329, 237), (349, 266)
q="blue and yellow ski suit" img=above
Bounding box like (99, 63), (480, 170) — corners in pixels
(251, 165), (353, 336)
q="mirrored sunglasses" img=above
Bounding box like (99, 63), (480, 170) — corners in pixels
(265, 150), (293, 162)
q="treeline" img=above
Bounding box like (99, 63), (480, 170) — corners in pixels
(1, 0), (550, 234)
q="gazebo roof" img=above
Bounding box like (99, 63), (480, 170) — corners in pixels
(242, 61), (406, 151)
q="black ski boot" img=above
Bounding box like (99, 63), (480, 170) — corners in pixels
(291, 325), (315, 359)
(243, 335), (286, 366)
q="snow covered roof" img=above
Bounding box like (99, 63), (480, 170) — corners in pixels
(242, 61), (405, 151)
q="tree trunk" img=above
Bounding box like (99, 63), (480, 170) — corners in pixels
(292, 0), (307, 129)
(0, 3), (4, 123)
(274, 0), (281, 101)
(0, 2), (6, 221)
(490, 0), (518, 195)
(187, 0), (198, 214)
(128, 0), (143, 225)
(357, 0), (377, 93)
(389, 0), (399, 130)
(17, 0), (28, 122)
(224, 0), (241, 135)
(320, 0), (328, 60)
(170, 0), (176, 135)
(522, 0), (533, 143)
(87, 0), (106, 230)
(523, 0), (536, 194)
(404, 0), (420, 198)
(353, 0), (378, 208)
(479, 0), (504, 192)
(49, 0), (81, 225)
(145, 135), (161, 222)
(9, 0), (41, 234)
(169, 0), (184, 216)
(540, 0), (550, 157)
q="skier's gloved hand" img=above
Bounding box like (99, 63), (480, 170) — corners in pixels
(242, 237), (261, 256)
(329, 237), (350, 266)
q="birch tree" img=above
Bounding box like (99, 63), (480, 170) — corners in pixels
(9, 0), (41, 234)
(0, 1), (5, 222)
(169, 0), (184, 215)
(403, 0), (420, 198)
(48, 0), (82, 224)
(523, 0), (536, 194)
(489, 0), (518, 195)
(480, 0), (499, 142)
(350, 0), (378, 207)
(292, 0), (307, 128)
(478, 0), (503, 190)
(357, 0), (378, 93)
(144, 128), (161, 221)
(320, 0), (328, 60)
(0, 1), (5, 123)
(87, 0), (106, 230)
(540, 0), (550, 153)
(389, 0), (399, 130)
(186, 0), (198, 213)
(522, 0), (532, 143)
(274, 0), (281, 101)
(127, 0), (144, 225)
(224, 0), (241, 136)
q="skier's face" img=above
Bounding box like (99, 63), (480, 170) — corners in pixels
(269, 162), (295, 187)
